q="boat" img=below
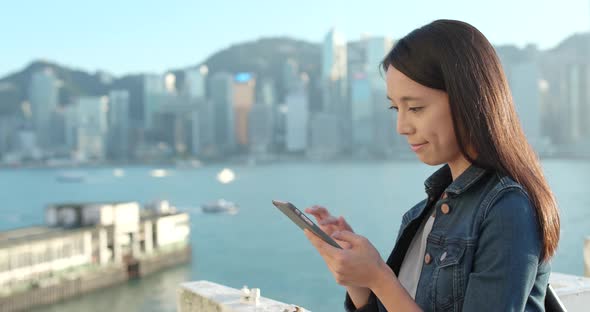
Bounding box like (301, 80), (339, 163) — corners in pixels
(150, 169), (169, 178)
(216, 168), (235, 184)
(201, 199), (239, 215)
(56, 171), (86, 183)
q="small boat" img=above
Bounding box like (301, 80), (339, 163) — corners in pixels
(56, 171), (86, 183)
(216, 168), (235, 184)
(201, 199), (238, 215)
(113, 168), (125, 177)
(150, 169), (169, 178)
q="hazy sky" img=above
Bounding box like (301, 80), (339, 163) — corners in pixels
(2, 0), (589, 77)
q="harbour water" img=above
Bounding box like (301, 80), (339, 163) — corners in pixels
(1, 159), (588, 311)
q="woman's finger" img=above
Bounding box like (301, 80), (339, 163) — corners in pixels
(309, 205), (331, 219)
(338, 216), (354, 232)
(319, 216), (338, 226)
(334, 239), (352, 249)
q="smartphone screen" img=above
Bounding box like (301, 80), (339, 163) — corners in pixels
(272, 200), (342, 249)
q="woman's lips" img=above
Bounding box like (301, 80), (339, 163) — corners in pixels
(410, 143), (428, 152)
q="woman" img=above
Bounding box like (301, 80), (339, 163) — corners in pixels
(303, 19), (560, 311)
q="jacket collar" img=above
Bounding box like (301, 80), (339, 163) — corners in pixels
(424, 163), (488, 198)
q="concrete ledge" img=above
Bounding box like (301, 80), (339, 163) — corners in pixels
(550, 272), (590, 311)
(177, 280), (309, 312)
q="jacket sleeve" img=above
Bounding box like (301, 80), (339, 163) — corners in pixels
(462, 189), (544, 311)
(345, 290), (379, 312)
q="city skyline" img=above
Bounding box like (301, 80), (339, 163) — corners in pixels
(2, 0), (590, 77)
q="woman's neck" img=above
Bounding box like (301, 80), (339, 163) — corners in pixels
(447, 155), (472, 181)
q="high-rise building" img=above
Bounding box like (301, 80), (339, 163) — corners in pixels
(29, 68), (59, 149)
(0, 115), (19, 157)
(164, 73), (176, 94)
(497, 45), (546, 154)
(562, 63), (589, 144)
(286, 75), (309, 152)
(210, 72), (235, 153)
(107, 90), (130, 161)
(143, 74), (165, 130)
(350, 73), (372, 153)
(366, 37), (399, 157)
(307, 112), (341, 160)
(372, 87), (399, 158)
(249, 80), (274, 155)
(76, 96), (109, 161)
(536, 35), (590, 156)
(232, 73), (256, 148)
(283, 59), (300, 93)
(366, 37), (393, 86)
(348, 36), (369, 80)
(322, 28), (349, 152)
(185, 66), (208, 99)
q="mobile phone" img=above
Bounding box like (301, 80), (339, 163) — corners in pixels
(272, 200), (342, 249)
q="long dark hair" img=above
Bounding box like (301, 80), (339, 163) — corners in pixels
(381, 19), (559, 262)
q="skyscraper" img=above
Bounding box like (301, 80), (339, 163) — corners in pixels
(321, 28), (350, 152)
(210, 72), (235, 153)
(107, 90), (130, 161)
(29, 68), (59, 149)
(249, 80), (274, 155)
(143, 74), (165, 130)
(350, 72), (372, 154)
(286, 75), (309, 152)
(497, 45), (544, 145)
(76, 96), (109, 161)
(185, 66), (208, 99)
(232, 73), (256, 148)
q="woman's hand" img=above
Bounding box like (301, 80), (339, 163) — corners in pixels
(304, 205), (353, 249)
(304, 229), (389, 290)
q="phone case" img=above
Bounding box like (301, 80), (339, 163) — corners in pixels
(272, 200), (342, 249)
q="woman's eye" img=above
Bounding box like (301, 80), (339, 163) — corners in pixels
(388, 106), (398, 111)
(409, 107), (423, 112)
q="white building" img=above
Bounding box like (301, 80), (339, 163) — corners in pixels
(0, 201), (190, 289)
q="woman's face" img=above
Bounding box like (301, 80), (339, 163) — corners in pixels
(385, 65), (464, 166)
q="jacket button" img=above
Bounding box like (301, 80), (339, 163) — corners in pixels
(424, 253), (432, 264)
(441, 203), (451, 214)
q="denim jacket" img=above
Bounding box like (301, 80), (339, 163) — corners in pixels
(345, 164), (550, 311)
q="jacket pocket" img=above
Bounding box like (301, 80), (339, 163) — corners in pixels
(431, 242), (467, 311)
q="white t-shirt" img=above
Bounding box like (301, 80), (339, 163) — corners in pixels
(397, 208), (436, 299)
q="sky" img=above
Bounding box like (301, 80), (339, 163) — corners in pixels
(1, 0), (589, 77)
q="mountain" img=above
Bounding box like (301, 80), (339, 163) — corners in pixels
(0, 37), (322, 118)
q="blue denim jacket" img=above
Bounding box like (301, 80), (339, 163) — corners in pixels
(345, 164), (550, 311)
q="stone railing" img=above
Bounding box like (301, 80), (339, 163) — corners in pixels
(178, 239), (590, 311)
(177, 280), (309, 312)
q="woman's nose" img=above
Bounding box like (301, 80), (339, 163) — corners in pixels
(396, 114), (414, 135)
